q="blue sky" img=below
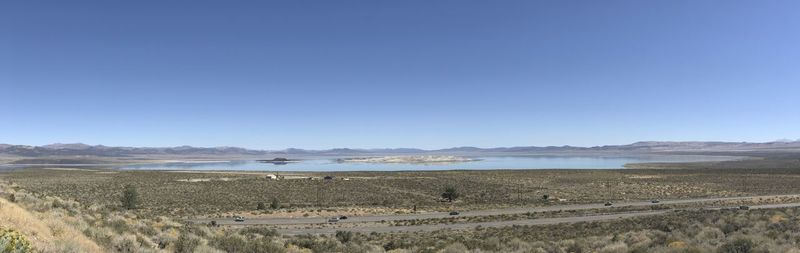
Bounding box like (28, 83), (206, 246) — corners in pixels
(2, 1), (799, 149)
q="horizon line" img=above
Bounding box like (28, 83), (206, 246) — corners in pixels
(3, 139), (799, 151)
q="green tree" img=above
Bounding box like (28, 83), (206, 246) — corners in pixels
(270, 197), (280, 209)
(256, 202), (266, 210)
(442, 186), (460, 202)
(120, 184), (139, 210)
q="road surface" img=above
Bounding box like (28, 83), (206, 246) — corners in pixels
(190, 194), (800, 226)
(272, 202), (800, 235)
(279, 210), (670, 235)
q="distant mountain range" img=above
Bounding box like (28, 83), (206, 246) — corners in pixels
(1, 141), (799, 157)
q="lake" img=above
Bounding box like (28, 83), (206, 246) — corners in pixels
(118, 155), (737, 171)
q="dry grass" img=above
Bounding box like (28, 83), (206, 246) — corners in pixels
(1, 179), (241, 252)
(0, 198), (102, 253)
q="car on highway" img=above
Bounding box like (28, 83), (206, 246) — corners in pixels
(449, 211), (460, 215)
(328, 217), (340, 223)
(339, 216), (348, 220)
(651, 199), (660, 203)
(739, 205), (750, 210)
(233, 216), (245, 222)
(604, 202), (613, 206)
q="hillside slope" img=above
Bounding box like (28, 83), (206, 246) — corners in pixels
(0, 194), (102, 252)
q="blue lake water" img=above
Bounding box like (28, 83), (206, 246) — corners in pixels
(118, 155), (736, 171)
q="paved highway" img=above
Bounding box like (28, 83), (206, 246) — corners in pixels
(273, 202), (800, 235)
(190, 194), (800, 227)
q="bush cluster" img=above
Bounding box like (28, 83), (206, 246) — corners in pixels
(0, 228), (32, 253)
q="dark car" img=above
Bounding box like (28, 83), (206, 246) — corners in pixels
(604, 202), (613, 206)
(651, 199), (660, 204)
(449, 211), (460, 215)
(739, 205), (750, 210)
(339, 216), (348, 220)
(233, 216), (245, 222)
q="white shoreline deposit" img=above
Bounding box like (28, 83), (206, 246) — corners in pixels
(337, 155), (479, 164)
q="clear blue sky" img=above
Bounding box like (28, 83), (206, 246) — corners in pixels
(2, 1), (799, 149)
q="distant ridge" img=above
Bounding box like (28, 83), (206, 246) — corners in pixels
(0, 141), (799, 157)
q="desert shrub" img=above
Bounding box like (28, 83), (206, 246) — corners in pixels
(476, 236), (501, 251)
(257, 202), (266, 210)
(0, 228), (32, 253)
(507, 238), (532, 252)
(51, 199), (65, 209)
(136, 223), (158, 237)
(174, 233), (201, 253)
(717, 238), (755, 253)
(288, 235), (341, 253)
(342, 242), (387, 253)
(599, 242), (629, 253)
(565, 240), (586, 253)
(193, 244), (226, 253)
(50, 236), (100, 253)
(693, 226), (723, 242)
(440, 243), (468, 253)
(239, 227), (279, 238)
(153, 233), (176, 250)
(211, 234), (247, 253)
(335, 231), (354, 244)
(179, 224), (212, 239)
(245, 237), (286, 253)
(111, 234), (138, 253)
(106, 216), (132, 234)
(83, 226), (115, 249)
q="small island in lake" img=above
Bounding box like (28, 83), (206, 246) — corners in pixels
(255, 157), (300, 165)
